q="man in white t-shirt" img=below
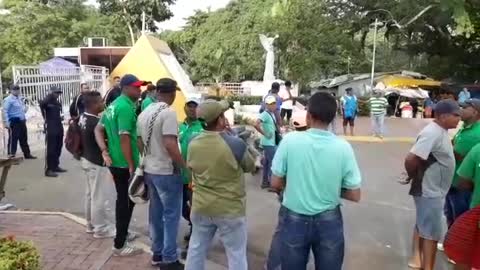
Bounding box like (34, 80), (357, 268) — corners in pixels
(280, 81), (294, 124)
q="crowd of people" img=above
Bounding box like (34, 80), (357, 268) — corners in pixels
(2, 76), (480, 270)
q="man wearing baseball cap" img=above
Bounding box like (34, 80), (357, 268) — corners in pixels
(404, 99), (461, 270)
(185, 99), (256, 270)
(39, 85), (65, 177)
(444, 99), (480, 228)
(94, 74), (145, 256)
(255, 95), (279, 189)
(178, 97), (202, 251)
(137, 77), (185, 268)
(2, 84), (36, 159)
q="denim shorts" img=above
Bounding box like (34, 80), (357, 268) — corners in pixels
(414, 196), (445, 241)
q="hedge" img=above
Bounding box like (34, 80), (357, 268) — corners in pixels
(226, 96), (263, 106)
(0, 237), (40, 270)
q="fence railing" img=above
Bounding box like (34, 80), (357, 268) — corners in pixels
(12, 65), (109, 115)
(195, 82), (251, 96)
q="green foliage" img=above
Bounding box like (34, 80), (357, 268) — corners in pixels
(0, 237), (40, 270)
(226, 95), (263, 106)
(357, 97), (370, 116)
(160, 0), (479, 84)
(98, 0), (174, 43)
(0, 0), (129, 83)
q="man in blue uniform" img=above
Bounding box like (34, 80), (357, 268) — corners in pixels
(40, 86), (67, 177)
(2, 84), (36, 159)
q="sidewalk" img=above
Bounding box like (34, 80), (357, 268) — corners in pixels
(0, 212), (152, 270)
(0, 211), (225, 270)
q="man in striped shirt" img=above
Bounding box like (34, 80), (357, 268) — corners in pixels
(369, 90), (388, 138)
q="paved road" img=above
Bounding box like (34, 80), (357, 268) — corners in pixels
(2, 138), (454, 270)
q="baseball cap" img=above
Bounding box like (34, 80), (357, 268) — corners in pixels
(156, 78), (180, 93)
(120, 74), (147, 88)
(197, 99), (230, 124)
(346, 87), (353, 92)
(10, 84), (20, 91)
(186, 97), (199, 105)
(265, 95), (277, 105)
(435, 99), (461, 116)
(460, 98), (480, 112)
(50, 85), (62, 93)
(291, 110), (307, 128)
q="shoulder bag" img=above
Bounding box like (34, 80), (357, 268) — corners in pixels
(128, 104), (168, 204)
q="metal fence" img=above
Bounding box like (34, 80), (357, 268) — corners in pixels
(12, 65), (109, 113)
(195, 82), (251, 96)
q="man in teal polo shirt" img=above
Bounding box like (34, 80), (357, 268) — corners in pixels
(269, 92), (362, 270)
(94, 74), (146, 256)
(179, 97), (203, 246)
(446, 98), (480, 227)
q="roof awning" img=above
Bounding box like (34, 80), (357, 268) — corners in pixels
(380, 75), (441, 88)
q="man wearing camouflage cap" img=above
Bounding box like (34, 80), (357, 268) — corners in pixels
(185, 99), (256, 270)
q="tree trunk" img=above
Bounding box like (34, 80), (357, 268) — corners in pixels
(121, 3), (135, 45)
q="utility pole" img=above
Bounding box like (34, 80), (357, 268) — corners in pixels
(370, 18), (378, 88)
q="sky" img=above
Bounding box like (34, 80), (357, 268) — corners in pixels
(87, 0), (231, 31)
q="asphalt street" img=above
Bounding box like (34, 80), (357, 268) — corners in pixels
(1, 139), (454, 270)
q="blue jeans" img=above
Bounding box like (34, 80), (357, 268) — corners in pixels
(445, 187), (472, 227)
(185, 213), (247, 270)
(279, 206), (344, 270)
(371, 113), (385, 136)
(266, 208), (284, 270)
(145, 173), (183, 262)
(262, 145), (277, 185)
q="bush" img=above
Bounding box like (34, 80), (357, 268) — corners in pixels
(226, 96), (263, 105)
(357, 97), (370, 116)
(0, 236), (40, 270)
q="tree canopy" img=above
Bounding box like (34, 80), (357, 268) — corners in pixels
(0, 0), (478, 88)
(162, 0), (480, 84)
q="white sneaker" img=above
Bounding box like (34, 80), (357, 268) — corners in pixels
(93, 230), (116, 239)
(112, 243), (143, 257)
(127, 231), (139, 242)
(437, 243), (444, 251)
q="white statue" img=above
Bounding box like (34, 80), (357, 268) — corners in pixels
(259, 34), (279, 82)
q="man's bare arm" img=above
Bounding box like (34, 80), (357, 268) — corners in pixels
(254, 119), (266, 136)
(457, 177), (474, 191)
(271, 175), (285, 192)
(120, 134), (134, 174)
(341, 188), (361, 202)
(94, 124), (112, 166)
(404, 152), (423, 179)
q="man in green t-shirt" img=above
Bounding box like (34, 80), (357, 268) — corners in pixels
(94, 74), (146, 257)
(140, 83), (157, 112)
(446, 99), (480, 226)
(457, 143), (480, 209)
(178, 97), (202, 245)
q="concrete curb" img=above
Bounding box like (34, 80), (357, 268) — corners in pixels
(0, 210), (227, 269)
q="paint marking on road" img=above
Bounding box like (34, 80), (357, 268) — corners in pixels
(340, 136), (415, 143)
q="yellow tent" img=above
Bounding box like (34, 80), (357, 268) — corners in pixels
(380, 75), (441, 88)
(111, 34), (197, 121)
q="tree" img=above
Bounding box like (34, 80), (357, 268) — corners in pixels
(97, 0), (175, 45)
(0, 0), (129, 82)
